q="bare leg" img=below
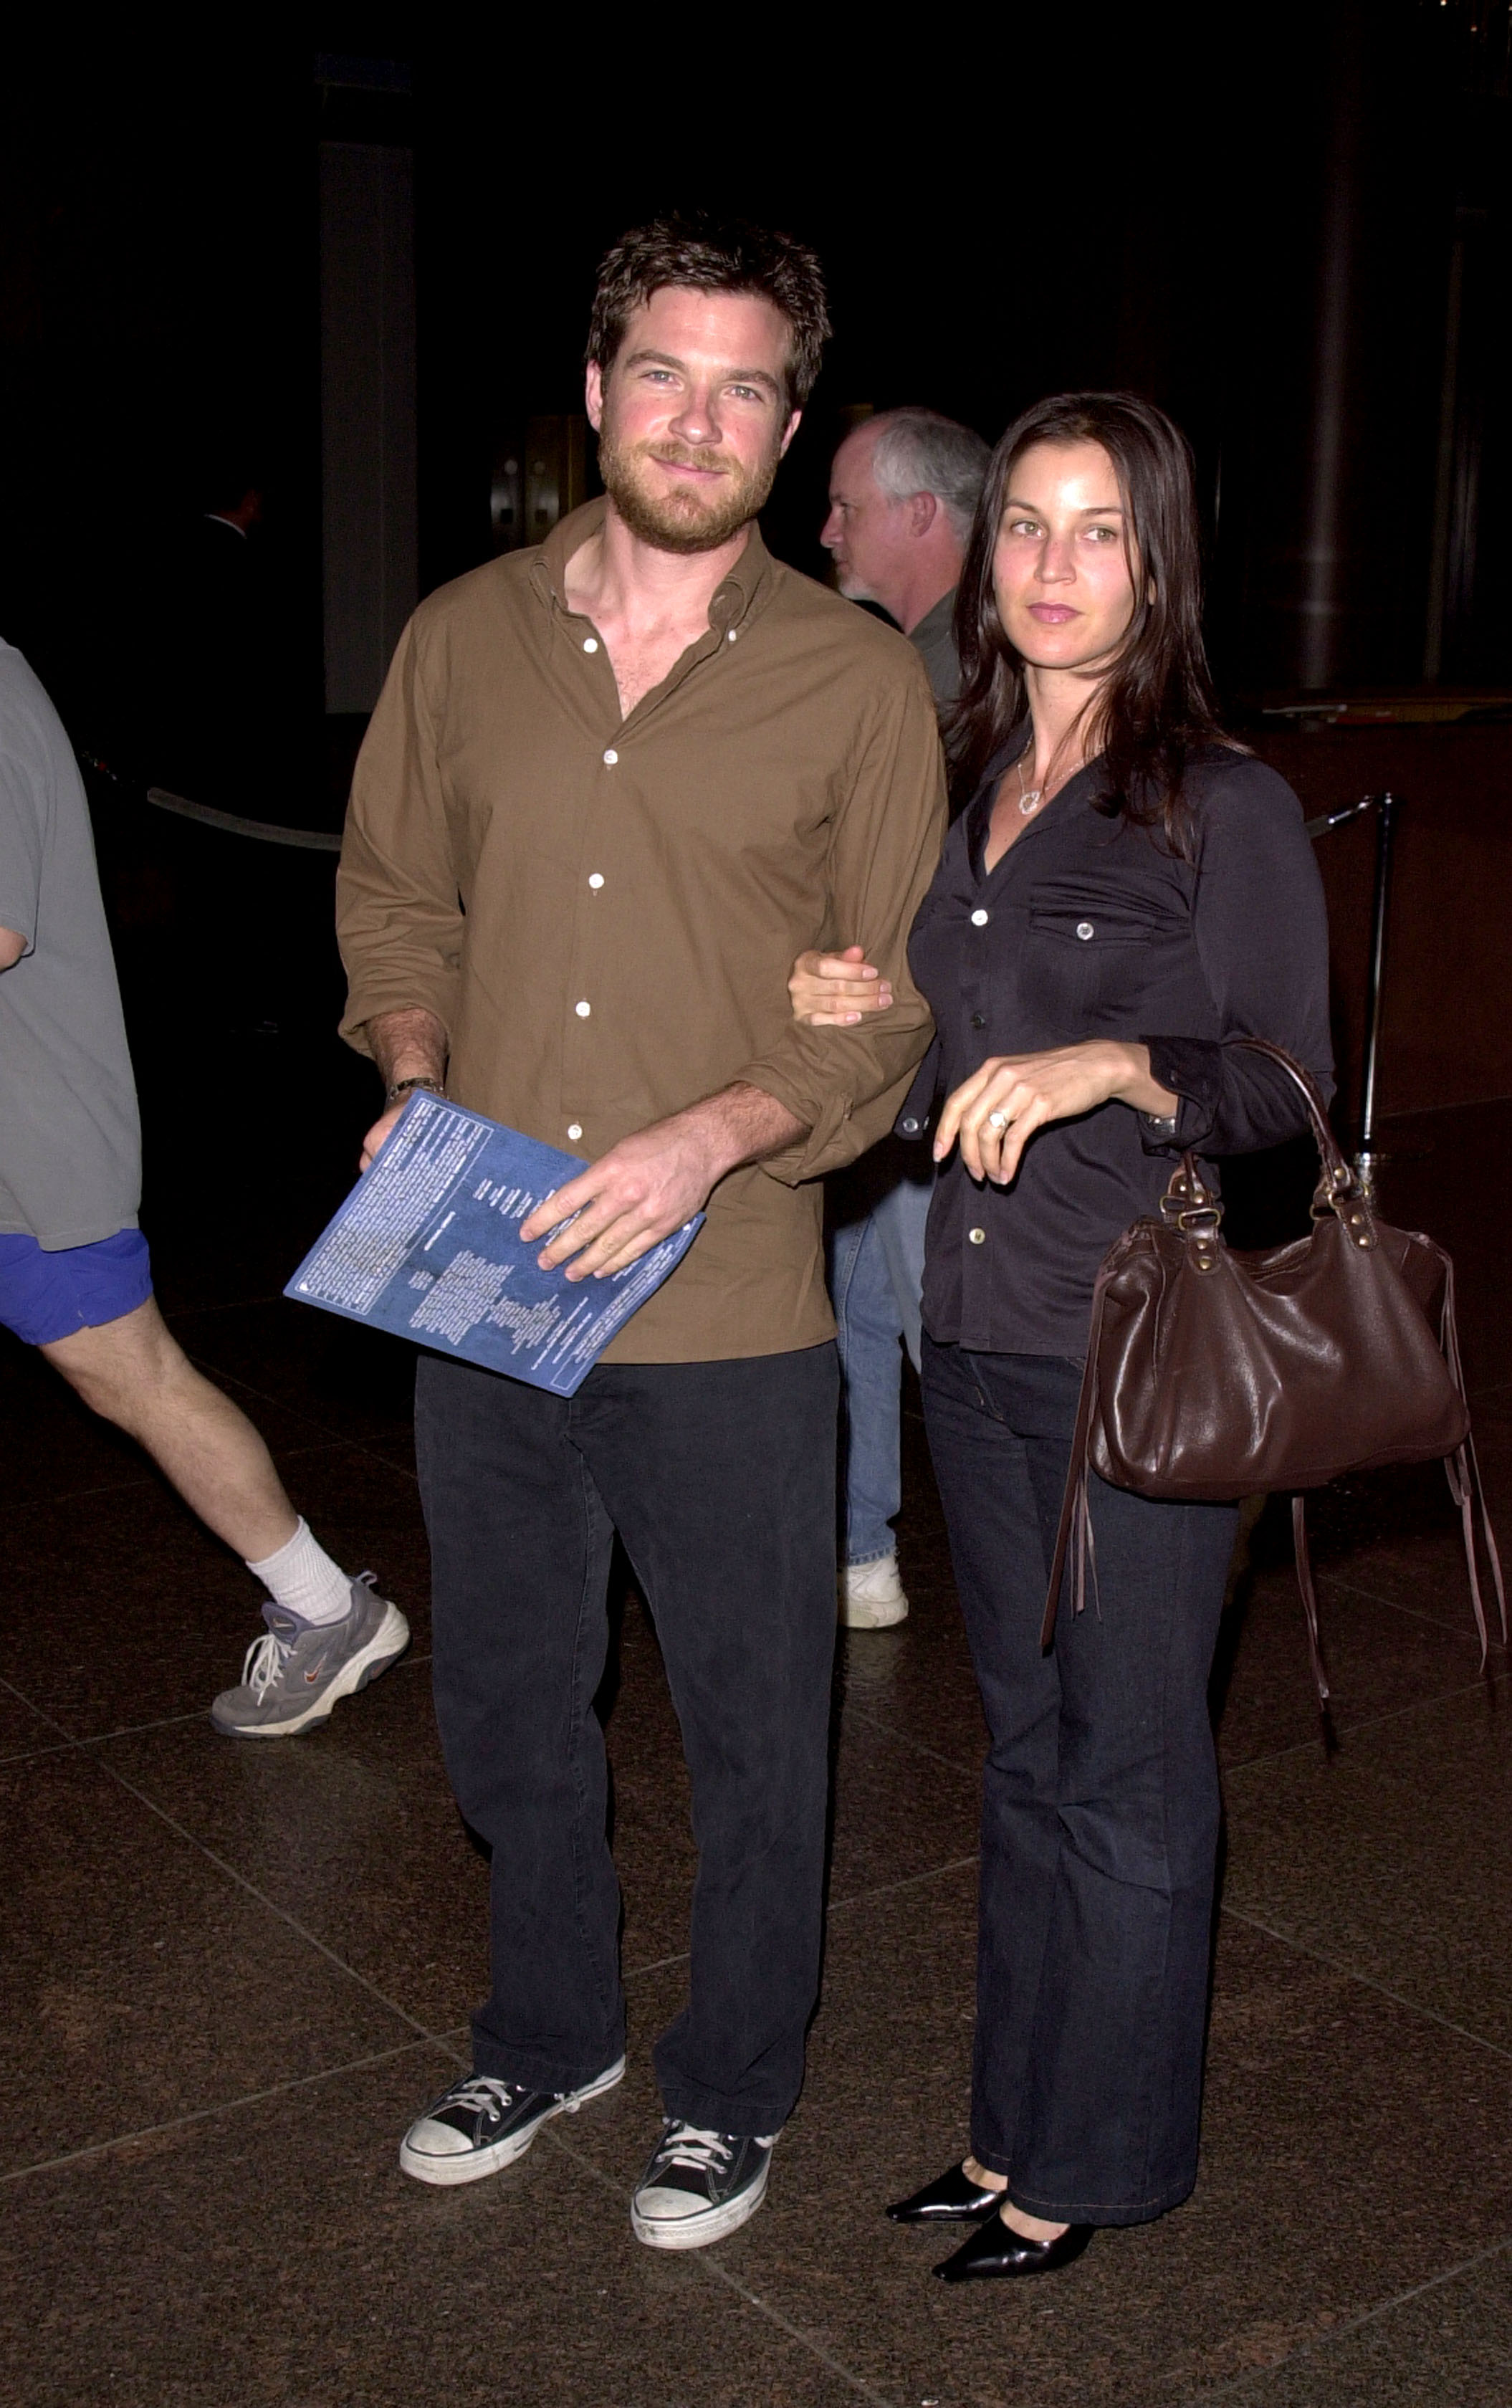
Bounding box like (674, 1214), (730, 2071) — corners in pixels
(42, 1298), (298, 1562)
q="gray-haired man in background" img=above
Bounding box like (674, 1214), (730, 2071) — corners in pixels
(818, 408), (989, 1628)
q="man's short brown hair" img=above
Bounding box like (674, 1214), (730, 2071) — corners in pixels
(587, 213), (831, 411)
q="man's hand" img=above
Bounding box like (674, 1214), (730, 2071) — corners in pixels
(360, 1101), (409, 1173)
(360, 1007), (449, 1172)
(0, 925), (27, 972)
(935, 1041), (1180, 1186)
(788, 944), (894, 1026)
(520, 1083), (807, 1281)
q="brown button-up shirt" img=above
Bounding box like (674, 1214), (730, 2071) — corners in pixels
(336, 500), (945, 1363)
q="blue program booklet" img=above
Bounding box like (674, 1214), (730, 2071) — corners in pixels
(284, 1091), (703, 1396)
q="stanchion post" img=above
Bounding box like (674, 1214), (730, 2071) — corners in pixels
(1354, 790), (1399, 1198)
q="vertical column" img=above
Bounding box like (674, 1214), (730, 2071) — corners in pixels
(319, 140), (417, 714)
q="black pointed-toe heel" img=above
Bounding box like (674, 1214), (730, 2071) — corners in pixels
(932, 2210), (1094, 2283)
(886, 2162), (1005, 2225)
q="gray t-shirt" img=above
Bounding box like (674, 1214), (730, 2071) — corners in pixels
(0, 643), (141, 1248)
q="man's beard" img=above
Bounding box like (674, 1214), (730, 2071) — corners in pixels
(598, 431), (782, 555)
(832, 563), (874, 601)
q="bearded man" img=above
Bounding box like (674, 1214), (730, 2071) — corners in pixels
(338, 215), (944, 2248)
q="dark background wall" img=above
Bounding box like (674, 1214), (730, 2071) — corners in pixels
(1, 6), (1508, 1129)
(2, 9), (1508, 742)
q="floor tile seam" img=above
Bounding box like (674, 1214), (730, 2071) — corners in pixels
(1186, 2229), (1512, 2402)
(0, 1671), (75, 1743)
(540, 2124), (903, 2407)
(97, 1759), (453, 2046)
(823, 1853), (982, 1923)
(0, 2034), (454, 2189)
(621, 1856), (980, 1984)
(1218, 1903), (1512, 2063)
(1218, 1664), (1508, 1780)
(161, 1292), (290, 1319)
(178, 1356), (386, 1453)
(9, 1470), (162, 1511)
(1320, 1568), (1510, 1648)
(0, 1704), (217, 1765)
(339, 1435), (421, 1484)
(5, 1430), (374, 1516)
(838, 1694), (982, 1778)
(0, 1667), (437, 1764)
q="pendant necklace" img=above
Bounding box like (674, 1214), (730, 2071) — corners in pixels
(1016, 757), (1043, 816)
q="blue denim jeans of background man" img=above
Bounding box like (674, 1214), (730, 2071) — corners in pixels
(828, 1156), (932, 1567)
(921, 1337), (1237, 2225)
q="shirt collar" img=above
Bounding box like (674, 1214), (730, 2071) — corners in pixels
(535, 497), (775, 636)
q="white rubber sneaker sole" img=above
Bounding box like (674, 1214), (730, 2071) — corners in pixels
(631, 2150), (772, 2250)
(219, 1603), (410, 1738)
(399, 2057), (626, 2187)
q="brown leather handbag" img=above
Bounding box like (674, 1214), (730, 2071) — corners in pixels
(1044, 1037), (1504, 1704)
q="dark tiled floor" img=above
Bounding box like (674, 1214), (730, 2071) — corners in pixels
(4, 1067), (1511, 2405)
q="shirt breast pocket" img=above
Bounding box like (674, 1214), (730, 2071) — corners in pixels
(1023, 902), (1158, 1028)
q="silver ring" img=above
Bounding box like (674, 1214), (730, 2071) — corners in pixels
(987, 1110), (1008, 1130)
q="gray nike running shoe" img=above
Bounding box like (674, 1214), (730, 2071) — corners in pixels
(211, 1575), (409, 1738)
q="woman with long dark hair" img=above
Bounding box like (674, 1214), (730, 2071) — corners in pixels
(794, 393), (1332, 2280)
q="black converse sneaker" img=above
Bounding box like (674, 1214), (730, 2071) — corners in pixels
(398, 2059), (625, 2187)
(630, 2120), (778, 2249)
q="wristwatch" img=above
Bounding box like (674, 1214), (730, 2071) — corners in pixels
(385, 1074), (446, 1107)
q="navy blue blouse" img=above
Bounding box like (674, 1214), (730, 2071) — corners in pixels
(906, 745), (1334, 1358)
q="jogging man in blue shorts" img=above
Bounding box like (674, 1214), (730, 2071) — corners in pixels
(0, 636), (407, 1735)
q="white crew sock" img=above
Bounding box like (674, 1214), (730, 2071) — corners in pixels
(245, 1518), (353, 1626)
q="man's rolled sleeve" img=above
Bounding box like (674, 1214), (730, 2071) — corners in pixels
(740, 664), (945, 1183)
(336, 620), (466, 1056)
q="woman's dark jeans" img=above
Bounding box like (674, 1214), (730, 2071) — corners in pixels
(922, 1336), (1236, 2227)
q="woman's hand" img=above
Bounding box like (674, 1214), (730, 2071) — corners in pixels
(788, 944), (894, 1026)
(934, 1041), (1179, 1185)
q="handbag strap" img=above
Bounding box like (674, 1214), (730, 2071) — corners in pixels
(1226, 1034), (1362, 1220)
(1040, 1271), (1111, 1653)
(1291, 1497), (1331, 1706)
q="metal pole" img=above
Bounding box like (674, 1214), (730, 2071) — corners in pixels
(1354, 790), (1399, 1195)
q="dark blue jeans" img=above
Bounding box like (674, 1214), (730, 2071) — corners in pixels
(413, 1344), (839, 2136)
(921, 1337), (1236, 2227)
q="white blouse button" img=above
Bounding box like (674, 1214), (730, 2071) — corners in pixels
(970, 908), (989, 927)
(603, 748), (618, 766)
(583, 637), (598, 653)
(968, 1226), (987, 1245)
(727, 628), (738, 642)
(1076, 920), (1095, 941)
(588, 873), (604, 889)
(567, 1123), (583, 1140)
(575, 1000), (591, 1018)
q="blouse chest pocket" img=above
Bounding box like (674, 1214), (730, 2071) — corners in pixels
(1026, 902), (1156, 950)
(1020, 899), (1164, 1031)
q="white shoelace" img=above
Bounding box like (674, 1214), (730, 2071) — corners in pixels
(444, 2075), (525, 2117)
(241, 1630), (291, 1703)
(656, 2124), (734, 2177)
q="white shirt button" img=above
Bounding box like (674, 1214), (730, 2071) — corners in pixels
(1076, 920), (1095, 941)
(727, 628), (738, 642)
(603, 748), (618, 766)
(968, 1226), (987, 1245)
(567, 1123), (583, 1140)
(970, 908), (989, 927)
(588, 872), (604, 889)
(583, 637), (598, 653)
(575, 1000), (591, 1018)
